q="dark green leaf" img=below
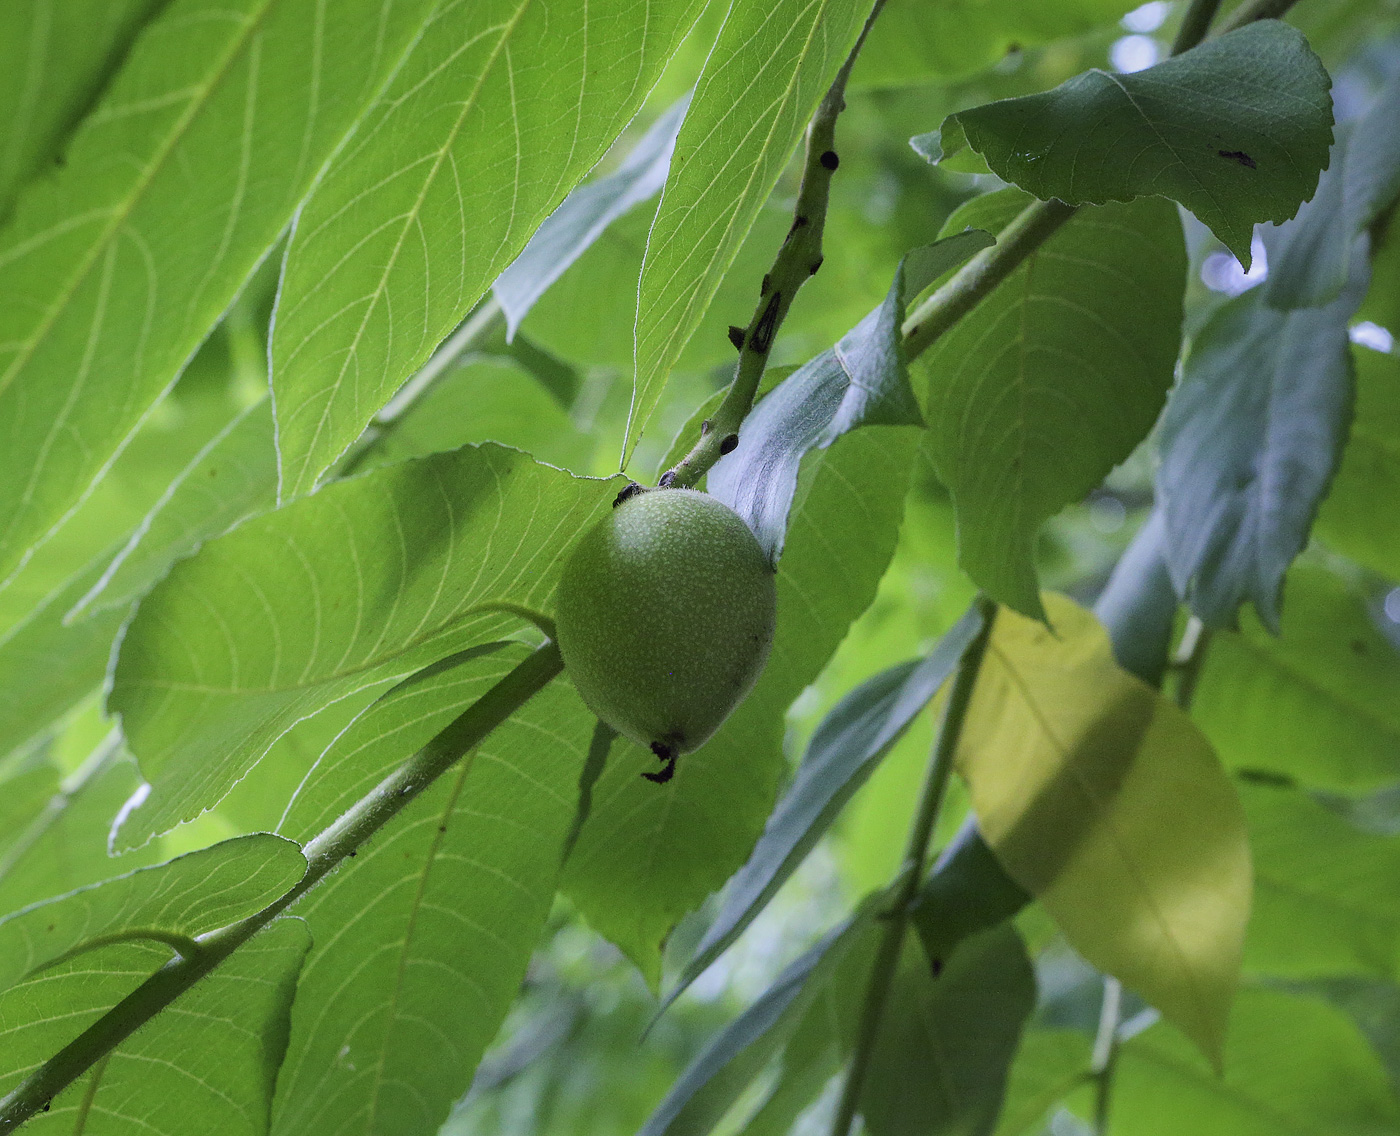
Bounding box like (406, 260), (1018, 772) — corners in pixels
(1092, 509), (1178, 687)
(918, 189), (1185, 619)
(910, 820), (1030, 967)
(629, 0), (869, 458)
(494, 96), (689, 339)
(991, 1029), (1092, 1136)
(920, 22), (1333, 266)
(271, 0), (704, 495)
(710, 233), (992, 559)
(666, 604), (984, 1011)
(110, 444), (617, 846)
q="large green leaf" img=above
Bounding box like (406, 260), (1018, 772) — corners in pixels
(270, 0), (704, 496)
(917, 189), (1185, 619)
(0, 832), (304, 993)
(628, 0), (868, 458)
(110, 444), (617, 846)
(3, 919), (309, 1136)
(1315, 346), (1400, 580)
(1157, 259), (1366, 632)
(920, 21), (1333, 266)
(0, 0), (438, 588)
(1191, 560), (1400, 791)
(564, 424), (918, 979)
(957, 595), (1251, 1068)
(991, 1029), (1093, 1136)
(1112, 988), (1400, 1135)
(1242, 779), (1400, 979)
(270, 648), (592, 1136)
(0, 0), (164, 219)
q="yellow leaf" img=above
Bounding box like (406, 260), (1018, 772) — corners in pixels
(956, 593), (1251, 1069)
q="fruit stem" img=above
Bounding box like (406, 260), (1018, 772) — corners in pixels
(661, 0), (888, 490)
(827, 595), (996, 1136)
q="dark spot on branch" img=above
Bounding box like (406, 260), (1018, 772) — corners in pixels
(761, 273), (772, 295)
(658, 470), (676, 488)
(930, 957), (943, 978)
(348, 850), (357, 858)
(749, 291), (782, 353)
(613, 481), (644, 507)
(1218, 149), (1257, 169)
(820, 150), (839, 170)
(642, 741), (677, 784)
(809, 256), (824, 276)
(727, 325), (746, 351)
(700, 418), (712, 436)
(719, 434), (739, 455)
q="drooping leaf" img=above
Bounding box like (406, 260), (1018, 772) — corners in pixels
(1241, 778), (1400, 979)
(710, 232), (992, 559)
(564, 424), (918, 980)
(0, 0), (439, 587)
(628, 0), (869, 458)
(0, 832), (304, 993)
(110, 444), (618, 846)
(270, 649), (593, 1136)
(860, 925), (1035, 1136)
(3, 918), (309, 1136)
(1092, 509), (1179, 688)
(910, 819), (1030, 967)
(919, 21), (1333, 266)
(917, 189), (1185, 619)
(0, 0), (164, 219)
(1264, 71), (1400, 309)
(1191, 559), (1400, 791)
(1315, 346), (1400, 580)
(957, 595), (1251, 1068)
(270, 0), (704, 496)
(639, 909), (876, 1136)
(665, 604), (984, 1010)
(1158, 256), (1367, 631)
(1112, 988), (1400, 1135)
(494, 95), (690, 340)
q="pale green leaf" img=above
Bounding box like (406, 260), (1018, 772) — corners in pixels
(992, 1029), (1093, 1136)
(270, 648), (593, 1136)
(917, 189), (1185, 619)
(922, 22), (1334, 265)
(628, 0), (868, 459)
(0, 832), (304, 993)
(956, 594), (1251, 1068)
(4, 919), (309, 1136)
(1192, 560), (1400, 791)
(564, 425), (918, 980)
(271, 0), (704, 496)
(0, 0), (438, 587)
(109, 444), (618, 846)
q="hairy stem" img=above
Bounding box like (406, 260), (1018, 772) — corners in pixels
(827, 596), (996, 1136)
(0, 642), (563, 1132)
(662, 0), (887, 490)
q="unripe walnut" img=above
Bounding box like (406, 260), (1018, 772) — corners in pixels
(556, 488), (776, 782)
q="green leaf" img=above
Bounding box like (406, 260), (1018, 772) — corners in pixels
(4, 918), (309, 1136)
(1241, 779), (1400, 979)
(1192, 559), (1400, 791)
(1158, 259), (1367, 632)
(0, 0), (439, 587)
(957, 595), (1251, 1069)
(852, 0), (1137, 86)
(494, 95), (689, 340)
(0, 832), (304, 993)
(0, 0), (164, 219)
(910, 820), (1030, 967)
(920, 21), (1334, 266)
(640, 909), (876, 1136)
(1315, 346), (1400, 580)
(917, 189), (1185, 619)
(270, 0), (704, 497)
(270, 649), (593, 1136)
(110, 444), (617, 846)
(667, 605), (984, 1010)
(564, 425), (918, 980)
(628, 0), (869, 458)
(1265, 71), (1400, 309)
(860, 925), (1036, 1136)
(710, 233), (992, 559)
(992, 1029), (1093, 1136)
(1112, 988), (1400, 1135)
(1093, 510), (1178, 687)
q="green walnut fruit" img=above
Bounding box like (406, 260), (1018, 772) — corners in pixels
(556, 488), (777, 782)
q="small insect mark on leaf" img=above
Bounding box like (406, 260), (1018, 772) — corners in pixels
(1217, 149), (1257, 169)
